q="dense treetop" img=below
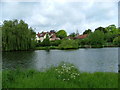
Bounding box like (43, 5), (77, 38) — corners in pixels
(56, 30), (67, 39)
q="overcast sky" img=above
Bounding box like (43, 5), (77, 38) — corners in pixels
(0, 0), (119, 34)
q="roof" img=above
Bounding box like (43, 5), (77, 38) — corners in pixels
(36, 32), (57, 38)
(75, 34), (88, 39)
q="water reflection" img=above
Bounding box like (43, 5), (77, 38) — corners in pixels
(2, 48), (118, 73)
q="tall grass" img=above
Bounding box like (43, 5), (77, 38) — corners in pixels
(2, 63), (118, 88)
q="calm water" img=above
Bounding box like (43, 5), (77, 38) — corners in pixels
(2, 48), (119, 73)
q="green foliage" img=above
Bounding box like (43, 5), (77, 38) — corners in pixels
(36, 40), (61, 47)
(88, 31), (105, 45)
(35, 46), (59, 50)
(69, 32), (76, 37)
(106, 24), (117, 33)
(50, 40), (61, 46)
(113, 36), (120, 46)
(59, 40), (79, 49)
(2, 20), (36, 51)
(104, 25), (119, 43)
(55, 63), (80, 81)
(95, 27), (107, 33)
(41, 34), (50, 46)
(83, 29), (92, 35)
(104, 32), (114, 42)
(2, 63), (118, 88)
(56, 30), (67, 39)
(80, 38), (90, 45)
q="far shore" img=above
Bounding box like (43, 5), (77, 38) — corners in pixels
(2, 45), (119, 52)
(35, 45), (119, 50)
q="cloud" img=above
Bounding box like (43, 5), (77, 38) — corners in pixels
(1, 0), (118, 34)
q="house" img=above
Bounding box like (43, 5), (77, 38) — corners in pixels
(36, 31), (60, 42)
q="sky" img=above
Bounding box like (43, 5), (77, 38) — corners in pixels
(0, 0), (119, 35)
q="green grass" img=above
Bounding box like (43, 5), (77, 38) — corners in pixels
(2, 63), (118, 88)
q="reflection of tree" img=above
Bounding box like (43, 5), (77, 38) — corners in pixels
(2, 51), (36, 69)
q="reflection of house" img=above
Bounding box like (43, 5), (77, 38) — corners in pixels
(36, 31), (60, 42)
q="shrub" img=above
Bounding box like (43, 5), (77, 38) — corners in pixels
(113, 36), (120, 46)
(54, 63), (80, 81)
(88, 31), (105, 45)
(59, 40), (79, 49)
(50, 40), (61, 46)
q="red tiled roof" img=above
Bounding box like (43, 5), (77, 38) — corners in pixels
(37, 32), (46, 37)
(75, 34), (88, 39)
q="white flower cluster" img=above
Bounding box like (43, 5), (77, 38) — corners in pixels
(55, 63), (80, 81)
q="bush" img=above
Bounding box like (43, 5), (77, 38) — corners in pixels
(42, 34), (50, 46)
(88, 31), (105, 45)
(113, 36), (120, 46)
(54, 62), (80, 81)
(59, 40), (79, 49)
(50, 40), (61, 46)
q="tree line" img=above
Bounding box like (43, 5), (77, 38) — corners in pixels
(1, 19), (120, 51)
(37, 24), (120, 49)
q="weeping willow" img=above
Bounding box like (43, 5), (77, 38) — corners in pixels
(2, 19), (36, 51)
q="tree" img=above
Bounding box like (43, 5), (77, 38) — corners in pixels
(113, 36), (120, 46)
(50, 40), (61, 46)
(106, 25), (117, 33)
(42, 34), (50, 46)
(83, 29), (92, 35)
(95, 27), (107, 33)
(88, 31), (105, 45)
(69, 32), (76, 37)
(59, 40), (79, 49)
(104, 25), (119, 42)
(56, 30), (67, 39)
(50, 30), (56, 33)
(2, 19), (36, 51)
(104, 32), (115, 42)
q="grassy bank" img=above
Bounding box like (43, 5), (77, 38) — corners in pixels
(35, 46), (78, 50)
(3, 63), (118, 88)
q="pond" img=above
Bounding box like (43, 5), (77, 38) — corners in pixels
(2, 48), (119, 73)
